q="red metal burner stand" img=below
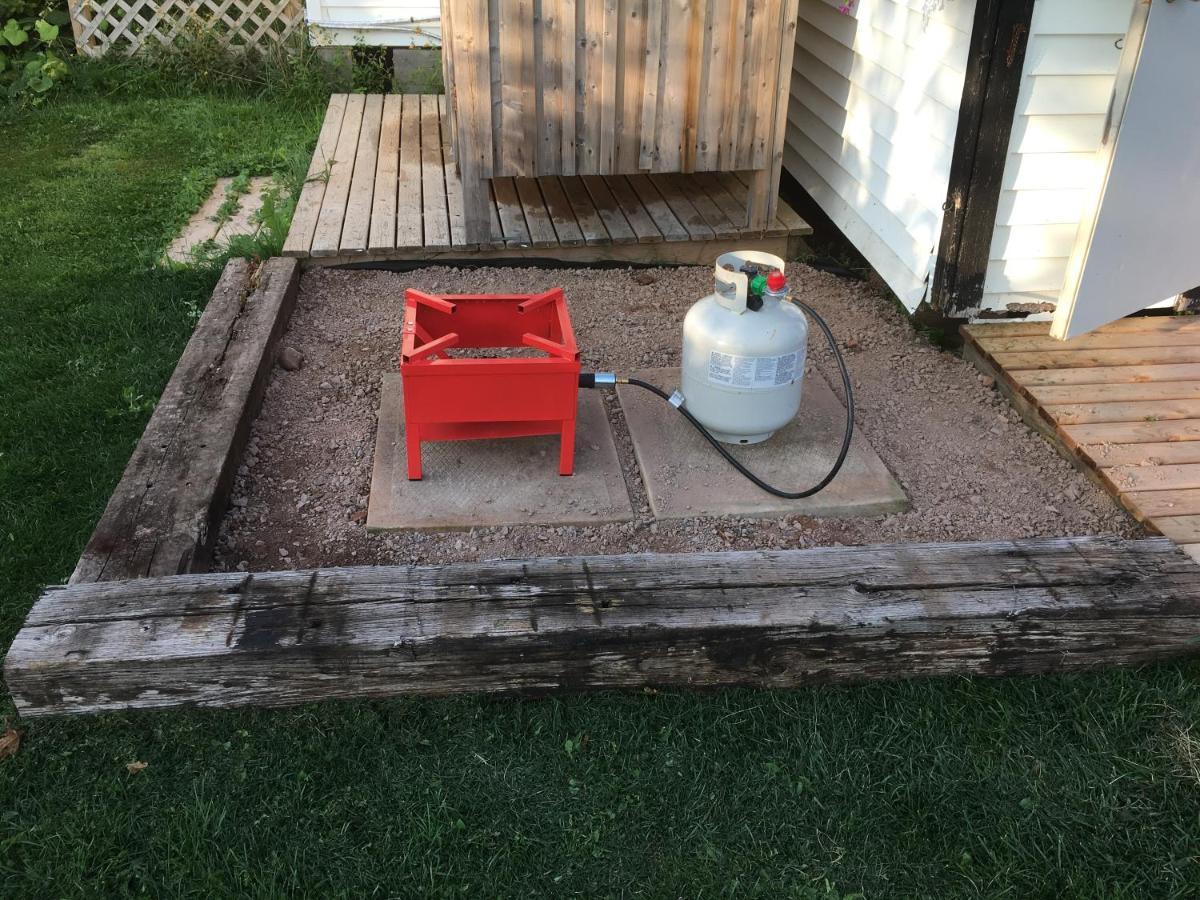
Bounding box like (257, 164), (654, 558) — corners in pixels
(399, 287), (581, 479)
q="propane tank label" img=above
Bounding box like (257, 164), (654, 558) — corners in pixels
(707, 350), (800, 389)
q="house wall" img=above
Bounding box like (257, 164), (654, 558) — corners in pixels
(306, 0), (441, 46)
(978, 0), (1135, 315)
(782, 0), (975, 311)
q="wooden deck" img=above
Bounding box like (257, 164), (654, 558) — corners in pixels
(963, 317), (1200, 559)
(283, 94), (811, 267)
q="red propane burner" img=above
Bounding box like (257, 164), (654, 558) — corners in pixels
(399, 287), (581, 480)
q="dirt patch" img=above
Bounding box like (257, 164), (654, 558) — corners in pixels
(213, 264), (1139, 571)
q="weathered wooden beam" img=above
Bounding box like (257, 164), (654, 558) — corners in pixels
(71, 257), (300, 583)
(8, 537), (1200, 717)
(931, 0), (1036, 316)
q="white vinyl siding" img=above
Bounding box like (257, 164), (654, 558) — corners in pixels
(978, 0), (1134, 315)
(783, 0), (974, 311)
(306, 0), (441, 46)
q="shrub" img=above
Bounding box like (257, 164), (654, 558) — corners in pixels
(0, 1), (70, 102)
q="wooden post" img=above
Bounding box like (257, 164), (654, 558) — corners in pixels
(67, 0), (91, 56)
(931, 0), (1036, 317)
(9, 537), (1200, 717)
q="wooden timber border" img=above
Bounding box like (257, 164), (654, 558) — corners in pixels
(7, 257), (1200, 718)
(71, 257), (300, 583)
(8, 537), (1200, 717)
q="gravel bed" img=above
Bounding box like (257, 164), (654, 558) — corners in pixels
(212, 263), (1140, 572)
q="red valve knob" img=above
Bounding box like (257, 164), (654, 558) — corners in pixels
(766, 270), (787, 292)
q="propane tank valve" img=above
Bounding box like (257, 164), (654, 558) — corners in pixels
(747, 273), (766, 311)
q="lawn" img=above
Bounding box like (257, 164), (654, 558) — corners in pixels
(2, 86), (1200, 898)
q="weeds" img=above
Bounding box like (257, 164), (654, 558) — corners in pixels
(0, 3), (70, 103)
(198, 179), (296, 262)
(63, 24), (336, 105)
(186, 142), (308, 266)
(308, 156), (335, 186)
(212, 170), (251, 226)
(351, 43), (392, 93)
(247, 181), (295, 253)
(107, 385), (156, 419)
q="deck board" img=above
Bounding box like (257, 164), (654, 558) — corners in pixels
(963, 316), (1200, 543)
(310, 94), (365, 257)
(284, 94), (809, 265)
(283, 94), (347, 257)
(648, 173), (714, 241)
(368, 94), (401, 251)
(419, 95), (451, 250)
(537, 176), (586, 246)
(439, 95), (470, 247)
(559, 176), (612, 245)
(341, 94), (383, 253)
(588, 175), (650, 243)
(626, 174), (690, 241)
(492, 177), (532, 246)
(396, 95), (424, 248)
(514, 177), (559, 247)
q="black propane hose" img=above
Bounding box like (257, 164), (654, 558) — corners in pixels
(582, 297), (854, 499)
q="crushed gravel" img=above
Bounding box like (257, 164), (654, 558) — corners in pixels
(212, 263), (1140, 572)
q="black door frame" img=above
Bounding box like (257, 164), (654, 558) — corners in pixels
(931, 0), (1037, 317)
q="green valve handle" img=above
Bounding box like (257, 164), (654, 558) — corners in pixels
(747, 274), (767, 311)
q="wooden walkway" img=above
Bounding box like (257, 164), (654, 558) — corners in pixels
(283, 94), (811, 267)
(963, 317), (1200, 558)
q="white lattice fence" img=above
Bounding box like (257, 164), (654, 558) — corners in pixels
(69, 0), (305, 57)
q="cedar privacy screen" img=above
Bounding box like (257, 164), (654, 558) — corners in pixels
(441, 0), (801, 242)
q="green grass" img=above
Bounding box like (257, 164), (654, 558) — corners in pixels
(3, 88), (1200, 898)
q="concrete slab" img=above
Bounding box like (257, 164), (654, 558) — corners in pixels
(164, 176), (228, 263)
(617, 367), (908, 520)
(165, 176), (275, 264)
(368, 374), (634, 530)
(213, 176), (273, 244)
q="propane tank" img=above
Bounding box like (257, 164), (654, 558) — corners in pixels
(679, 250), (808, 444)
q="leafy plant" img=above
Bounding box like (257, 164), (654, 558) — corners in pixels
(126, 20), (335, 103)
(106, 385), (156, 420)
(351, 43), (391, 94)
(248, 182), (295, 252)
(186, 178), (297, 266)
(0, 4), (69, 102)
(212, 170), (251, 226)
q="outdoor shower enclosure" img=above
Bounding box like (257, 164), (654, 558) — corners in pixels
(440, 0), (802, 242)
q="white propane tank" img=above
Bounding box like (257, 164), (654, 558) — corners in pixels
(680, 250), (808, 444)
